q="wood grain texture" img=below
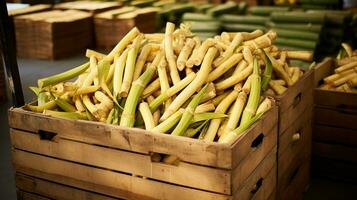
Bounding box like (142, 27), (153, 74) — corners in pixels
(314, 106), (357, 130)
(16, 173), (119, 200)
(275, 69), (314, 133)
(312, 142), (357, 163)
(313, 125), (357, 147)
(11, 129), (231, 194)
(12, 149), (231, 200)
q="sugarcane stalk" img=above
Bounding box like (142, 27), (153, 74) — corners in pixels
(133, 45), (152, 81)
(201, 82), (216, 102)
(192, 112), (227, 123)
(171, 84), (208, 136)
(208, 53), (243, 82)
(177, 38), (195, 71)
(291, 67), (301, 84)
(74, 86), (100, 95)
(265, 50), (293, 86)
(332, 73), (357, 87)
(286, 51), (313, 62)
(213, 33), (243, 67)
(160, 47), (217, 121)
(186, 120), (209, 138)
(149, 72), (196, 112)
(24, 100), (57, 113)
(82, 56), (97, 88)
(240, 58), (261, 125)
(139, 102), (156, 130)
(269, 81), (287, 95)
(120, 53), (161, 127)
(261, 49), (273, 91)
(203, 85), (241, 142)
(113, 49), (129, 100)
(324, 68), (355, 83)
(86, 49), (105, 61)
(186, 39), (215, 68)
(152, 109), (185, 133)
(106, 108), (115, 124)
(164, 22), (181, 84)
(120, 35), (143, 97)
(195, 101), (215, 113)
(38, 62), (89, 88)
(256, 97), (273, 115)
(43, 110), (87, 120)
(142, 78), (160, 98)
(157, 56), (172, 109)
(55, 98), (76, 112)
(216, 63), (253, 91)
(335, 61), (357, 73)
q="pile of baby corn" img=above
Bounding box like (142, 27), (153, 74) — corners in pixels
(320, 43), (357, 93)
(25, 22), (312, 143)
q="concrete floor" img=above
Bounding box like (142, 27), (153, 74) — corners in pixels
(1, 55), (357, 199)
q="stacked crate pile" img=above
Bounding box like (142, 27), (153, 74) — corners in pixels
(313, 57), (357, 181)
(14, 10), (93, 59)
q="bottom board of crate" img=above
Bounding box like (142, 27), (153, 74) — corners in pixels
(12, 147), (277, 200)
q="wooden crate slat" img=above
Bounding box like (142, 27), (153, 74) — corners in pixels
(232, 124), (277, 193)
(233, 147), (277, 200)
(17, 190), (51, 200)
(314, 106), (357, 130)
(16, 173), (119, 200)
(279, 160), (310, 200)
(9, 106), (278, 169)
(279, 108), (313, 157)
(275, 69), (314, 133)
(8, 4), (52, 17)
(11, 129), (231, 194)
(313, 125), (357, 147)
(312, 142), (357, 163)
(12, 149), (230, 200)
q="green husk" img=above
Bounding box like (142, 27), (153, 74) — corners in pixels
(220, 15), (269, 25)
(182, 13), (215, 21)
(249, 6), (290, 16)
(270, 12), (325, 24)
(266, 22), (322, 33)
(54, 98), (76, 112)
(185, 120), (209, 138)
(192, 112), (227, 123)
(152, 109), (184, 133)
(206, 2), (238, 16)
(240, 58), (261, 125)
(38, 62), (89, 88)
(222, 24), (266, 32)
(273, 28), (320, 41)
(261, 50), (273, 91)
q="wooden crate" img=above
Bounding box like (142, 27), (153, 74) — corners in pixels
(9, 106), (278, 200)
(312, 57), (357, 181)
(14, 10), (93, 60)
(277, 107), (312, 199)
(54, 1), (121, 14)
(0, 64), (6, 101)
(94, 8), (157, 50)
(274, 69), (314, 134)
(8, 4), (52, 17)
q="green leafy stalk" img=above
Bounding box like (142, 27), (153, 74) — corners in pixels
(38, 62), (89, 88)
(261, 49), (273, 91)
(152, 109), (184, 133)
(240, 57), (261, 125)
(191, 112), (227, 123)
(54, 98), (76, 112)
(185, 120), (209, 138)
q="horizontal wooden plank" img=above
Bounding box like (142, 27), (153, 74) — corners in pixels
(312, 142), (357, 163)
(16, 173), (119, 200)
(13, 149), (230, 200)
(313, 125), (357, 147)
(279, 108), (312, 157)
(313, 57), (334, 87)
(17, 190), (51, 200)
(314, 106), (357, 130)
(311, 156), (357, 182)
(9, 5), (52, 17)
(11, 129), (231, 194)
(275, 69), (314, 133)
(234, 147), (277, 200)
(232, 125), (277, 193)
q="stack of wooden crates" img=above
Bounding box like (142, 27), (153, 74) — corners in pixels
(275, 69), (314, 199)
(94, 7), (158, 49)
(14, 10), (93, 60)
(313, 58), (357, 181)
(9, 103), (278, 199)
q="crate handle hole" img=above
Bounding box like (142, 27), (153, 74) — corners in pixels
(251, 133), (264, 149)
(336, 105), (357, 115)
(250, 177), (263, 194)
(38, 130), (57, 141)
(150, 152), (180, 166)
(292, 93), (302, 108)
